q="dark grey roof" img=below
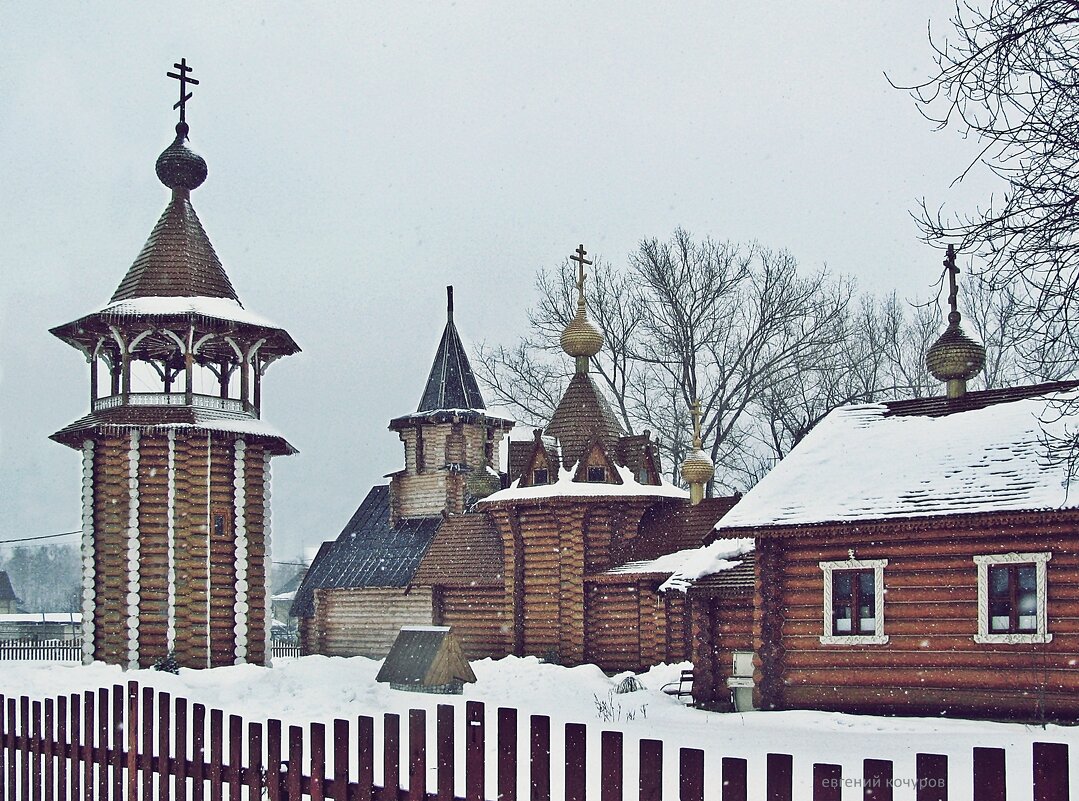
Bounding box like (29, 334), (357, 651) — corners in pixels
(416, 287), (486, 413)
(0, 572), (17, 602)
(290, 486), (441, 618)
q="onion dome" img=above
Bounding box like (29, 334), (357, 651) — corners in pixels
(560, 297), (604, 359)
(926, 310), (986, 383)
(155, 122), (207, 192)
(680, 446), (715, 485)
(926, 245), (986, 399)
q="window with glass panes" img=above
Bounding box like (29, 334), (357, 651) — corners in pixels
(832, 569), (876, 636)
(988, 563), (1038, 633)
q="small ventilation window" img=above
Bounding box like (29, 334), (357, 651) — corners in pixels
(532, 468), (549, 485)
(213, 511), (229, 537)
(587, 466), (606, 483)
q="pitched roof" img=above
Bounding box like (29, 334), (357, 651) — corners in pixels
(412, 513), (504, 587)
(0, 572), (17, 602)
(110, 194), (239, 302)
(715, 381), (1079, 532)
(627, 496), (741, 563)
(290, 486), (441, 618)
(545, 372), (624, 467)
(374, 626), (476, 686)
(416, 289), (486, 414)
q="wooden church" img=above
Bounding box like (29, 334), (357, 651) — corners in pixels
(293, 247), (744, 671)
(50, 62), (298, 669)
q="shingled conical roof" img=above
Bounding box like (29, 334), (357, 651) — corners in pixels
(110, 193), (238, 302)
(417, 287), (486, 413)
(546, 372), (624, 468)
(110, 123), (238, 303)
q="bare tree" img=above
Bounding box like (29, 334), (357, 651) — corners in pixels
(900, 0), (1079, 379)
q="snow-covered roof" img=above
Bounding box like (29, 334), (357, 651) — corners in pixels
(599, 538), (754, 593)
(98, 295), (282, 329)
(481, 463), (689, 503)
(716, 384), (1079, 531)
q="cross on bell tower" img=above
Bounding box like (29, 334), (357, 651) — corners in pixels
(167, 58), (199, 125)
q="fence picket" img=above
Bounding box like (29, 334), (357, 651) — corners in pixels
(813, 763), (841, 801)
(287, 724), (303, 801)
(465, 702), (484, 801)
(56, 695), (67, 801)
(175, 696), (189, 801)
(20, 696), (29, 801)
(332, 719), (349, 801)
(43, 698), (54, 801)
(1033, 742), (1069, 801)
(383, 713), (400, 801)
(265, 718), (282, 801)
(229, 715), (242, 799)
(31, 699), (42, 801)
(565, 723), (586, 801)
(68, 694), (80, 801)
(766, 753), (793, 801)
(408, 710), (426, 801)
(863, 758), (893, 801)
(192, 703), (206, 801)
(530, 714), (551, 801)
(357, 715), (375, 801)
(311, 721), (326, 801)
(720, 757), (747, 801)
(973, 747), (1005, 801)
(600, 731), (623, 801)
(210, 709), (223, 801)
(111, 685), (123, 801)
(497, 707), (517, 801)
(127, 685), (138, 801)
(435, 706), (453, 801)
(679, 747), (704, 801)
(141, 686), (154, 801)
(248, 722), (264, 799)
(158, 691), (172, 801)
(639, 739), (662, 801)
(915, 754), (948, 801)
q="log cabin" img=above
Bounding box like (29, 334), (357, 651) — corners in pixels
(295, 247), (743, 673)
(49, 72), (299, 669)
(703, 250), (1079, 720)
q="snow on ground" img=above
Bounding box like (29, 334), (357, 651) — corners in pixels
(0, 656), (1076, 799)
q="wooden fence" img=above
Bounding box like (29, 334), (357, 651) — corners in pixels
(0, 640), (80, 663)
(0, 681), (1071, 800)
(0, 640), (299, 663)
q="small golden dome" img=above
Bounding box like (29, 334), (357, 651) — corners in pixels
(560, 298), (604, 358)
(681, 447), (715, 485)
(926, 312), (986, 383)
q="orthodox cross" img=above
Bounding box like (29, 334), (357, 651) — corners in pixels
(167, 58), (199, 124)
(943, 244), (959, 316)
(691, 398), (703, 448)
(570, 243), (593, 300)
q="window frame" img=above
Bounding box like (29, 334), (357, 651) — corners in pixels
(532, 467), (549, 485)
(819, 558), (888, 645)
(586, 465), (606, 483)
(974, 552), (1052, 644)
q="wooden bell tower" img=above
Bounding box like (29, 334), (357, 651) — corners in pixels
(49, 61), (300, 669)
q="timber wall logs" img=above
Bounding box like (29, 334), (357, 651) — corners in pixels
(584, 583), (640, 671)
(759, 527), (1079, 719)
(690, 594), (752, 709)
(311, 588), (433, 658)
(437, 587), (511, 660)
(88, 431), (271, 670)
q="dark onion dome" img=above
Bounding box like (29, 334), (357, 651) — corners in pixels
(926, 310), (986, 383)
(560, 297), (604, 358)
(155, 122), (207, 191)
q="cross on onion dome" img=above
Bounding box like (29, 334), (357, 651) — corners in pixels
(570, 243), (593, 298)
(167, 58), (199, 124)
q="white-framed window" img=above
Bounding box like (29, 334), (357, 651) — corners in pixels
(819, 558), (888, 645)
(974, 552), (1052, 644)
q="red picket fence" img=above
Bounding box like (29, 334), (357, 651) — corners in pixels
(0, 681), (1071, 800)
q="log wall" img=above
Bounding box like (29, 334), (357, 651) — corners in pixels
(435, 587), (511, 660)
(757, 523), (1079, 719)
(86, 430), (272, 670)
(689, 593), (752, 709)
(310, 587), (433, 657)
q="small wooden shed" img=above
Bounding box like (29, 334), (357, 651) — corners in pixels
(375, 626), (476, 694)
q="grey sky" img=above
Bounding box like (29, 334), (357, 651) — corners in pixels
(0, 3), (994, 563)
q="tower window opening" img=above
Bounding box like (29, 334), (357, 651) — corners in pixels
(587, 466), (606, 483)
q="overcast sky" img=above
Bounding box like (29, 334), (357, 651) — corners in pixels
(0, 3), (998, 566)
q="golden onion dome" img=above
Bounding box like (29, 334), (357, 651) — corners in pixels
(926, 311), (986, 383)
(681, 447), (715, 485)
(560, 298), (604, 358)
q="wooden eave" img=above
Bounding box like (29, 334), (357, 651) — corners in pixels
(711, 507), (1079, 544)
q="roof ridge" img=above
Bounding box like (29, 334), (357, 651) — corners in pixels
(883, 379), (1079, 418)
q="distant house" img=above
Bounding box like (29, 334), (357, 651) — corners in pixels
(0, 613), (81, 642)
(0, 572), (20, 615)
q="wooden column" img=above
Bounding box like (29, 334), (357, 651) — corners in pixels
(88, 356), (98, 407)
(239, 347), (250, 410)
(253, 359), (262, 416)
